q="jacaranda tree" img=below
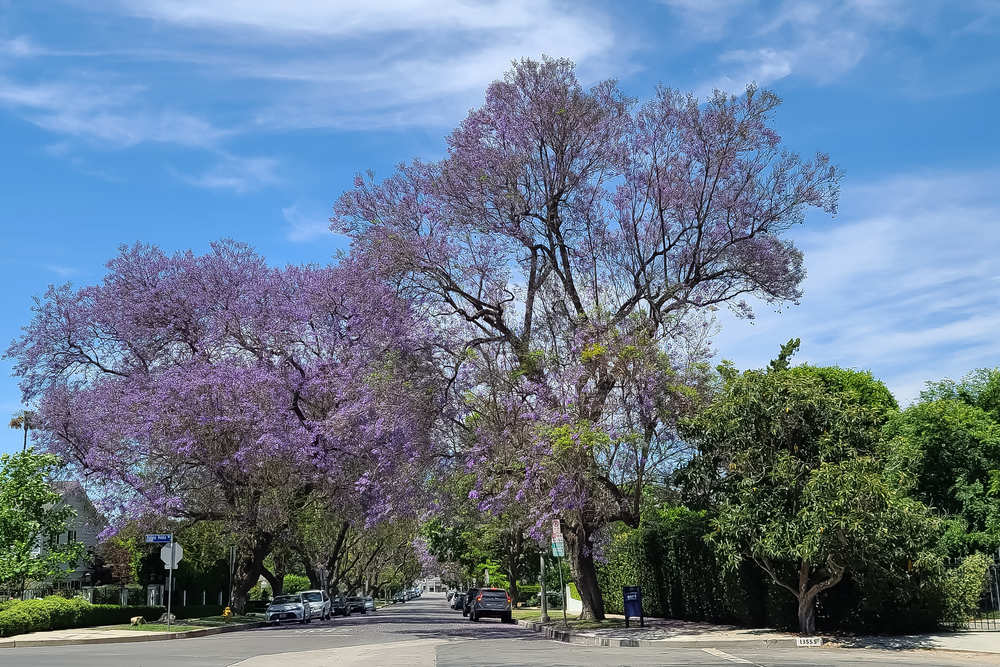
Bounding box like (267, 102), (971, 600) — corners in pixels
(334, 57), (841, 618)
(6, 241), (441, 610)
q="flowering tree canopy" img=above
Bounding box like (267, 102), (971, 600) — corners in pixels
(6, 241), (441, 608)
(334, 57), (841, 618)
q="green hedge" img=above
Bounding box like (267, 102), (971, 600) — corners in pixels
(598, 507), (772, 626)
(174, 604), (224, 619)
(0, 597), (164, 637)
(597, 506), (992, 633)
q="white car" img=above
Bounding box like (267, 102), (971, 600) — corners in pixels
(300, 589), (331, 620)
(266, 593), (313, 624)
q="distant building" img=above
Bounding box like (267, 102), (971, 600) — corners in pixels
(47, 481), (106, 589)
(416, 575), (445, 593)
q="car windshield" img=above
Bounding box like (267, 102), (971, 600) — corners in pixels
(271, 596), (300, 605)
(481, 590), (508, 599)
(302, 592), (323, 602)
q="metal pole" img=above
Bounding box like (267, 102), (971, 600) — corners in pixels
(539, 553), (550, 623)
(228, 546), (235, 608)
(557, 556), (567, 627)
(166, 534), (175, 631)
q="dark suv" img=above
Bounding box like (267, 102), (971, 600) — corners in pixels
(469, 588), (512, 623)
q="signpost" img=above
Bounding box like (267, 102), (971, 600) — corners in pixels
(550, 520), (567, 626)
(149, 534), (183, 631)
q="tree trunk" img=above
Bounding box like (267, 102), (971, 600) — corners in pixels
(797, 593), (817, 635)
(563, 524), (605, 620)
(231, 535), (273, 613)
(261, 566), (283, 596)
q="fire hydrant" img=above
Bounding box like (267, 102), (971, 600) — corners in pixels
(223, 606), (232, 621)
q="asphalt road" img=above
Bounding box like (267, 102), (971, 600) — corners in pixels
(3, 594), (997, 666)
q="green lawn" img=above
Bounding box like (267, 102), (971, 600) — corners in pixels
(511, 608), (625, 631)
(107, 614), (260, 633)
(109, 624), (203, 632)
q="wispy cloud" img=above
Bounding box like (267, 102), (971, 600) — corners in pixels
(712, 169), (1000, 406)
(282, 205), (336, 243)
(175, 153), (281, 193)
(43, 264), (77, 277)
(87, 0), (624, 131)
(668, 0), (997, 96)
(0, 75), (225, 147)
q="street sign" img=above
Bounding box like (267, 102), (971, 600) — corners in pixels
(551, 539), (565, 557)
(160, 543), (184, 569)
(551, 519), (560, 539)
(146, 534), (172, 544)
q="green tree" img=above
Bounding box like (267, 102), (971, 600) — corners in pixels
(682, 360), (935, 634)
(0, 450), (85, 597)
(887, 382), (1000, 554)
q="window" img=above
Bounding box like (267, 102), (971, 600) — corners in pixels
(66, 530), (78, 543)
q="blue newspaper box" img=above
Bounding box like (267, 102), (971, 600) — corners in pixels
(622, 586), (644, 627)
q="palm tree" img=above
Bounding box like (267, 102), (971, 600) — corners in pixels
(9, 409), (35, 452)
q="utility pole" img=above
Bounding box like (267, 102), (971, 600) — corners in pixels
(228, 546), (236, 607)
(539, 553), (550, 623)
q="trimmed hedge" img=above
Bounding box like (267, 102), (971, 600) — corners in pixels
(597, 507), (774, 627)
(597, 506), (992, 633)
(174, 604), (224, 619)
(0, 596), (164, 638)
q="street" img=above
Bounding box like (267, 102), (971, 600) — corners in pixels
(2, 594), (996, 666)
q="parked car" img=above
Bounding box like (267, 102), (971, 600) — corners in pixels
(393, 591), (406, 603)
(469, 588), (513, 623)
(266, 593), (313, 625)
(451, 592), (466, 610)
(331, 595), (352, 616)
(462, 588), (479, 616)
(300, 589), (331, 620)
(364, 595), (376, 612)
(347, 596), (367, 614)
(446, 590), (455, 601)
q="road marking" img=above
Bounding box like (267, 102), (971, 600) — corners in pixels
(701, 647), (754, 663)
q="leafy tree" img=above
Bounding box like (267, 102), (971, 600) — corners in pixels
(887, 380), (1000, 554)
(6, 242), (441, 611)
(681, 359), (936, 633)
(0, 450), (85, 597)
(335, 57), (841, 618)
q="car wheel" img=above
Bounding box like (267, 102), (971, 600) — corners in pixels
(504, 613), (513, 624)
(471, 612), (479, 622)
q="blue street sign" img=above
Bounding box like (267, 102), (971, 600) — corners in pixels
(145, 534), (172, 544)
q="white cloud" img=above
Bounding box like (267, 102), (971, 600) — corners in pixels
(43, 264), (77, 277)
(175, 153), (281, 193)
(0, 76), (225, 147)
(91, 0), (622, 130)
(711, 169), (1000, 406)
(675, 0), (930, 95)
(282, 205), (336, 243)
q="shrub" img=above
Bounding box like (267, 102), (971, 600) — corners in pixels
(941, 553), (991, 623)
(174, 605), (224, 619)
(0, 598), (164, 637)
(598, 507), (770, 626)
(282, 574), (310, 594)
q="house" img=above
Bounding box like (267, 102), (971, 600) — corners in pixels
(47, 481), (107, 589)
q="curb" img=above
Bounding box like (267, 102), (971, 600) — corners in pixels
(0, 621), (267, 648)
(516, 620), (800, 649)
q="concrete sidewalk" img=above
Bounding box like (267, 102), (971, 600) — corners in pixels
(518, 615), (1000, 655)
(0, 620), (265, 647)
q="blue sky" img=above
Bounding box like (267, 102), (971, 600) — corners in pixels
(1, 0), (998, 454)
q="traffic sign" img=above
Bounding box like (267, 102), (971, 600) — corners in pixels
(551, 519), (560, 539)
(551, 539), (565, 557)
(160, 543), (184, 569)
(146, 534), (172, 544)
